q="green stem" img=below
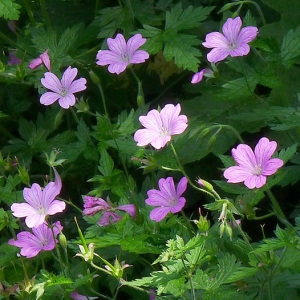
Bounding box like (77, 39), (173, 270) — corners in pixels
(181, 258), (196, 300)
(130, 68), (145, 107)
(170, 142), (216, 199)
(265, 189), (288, 224)
(90, 261), (114, 276)
(252, 212), (276, 220)
(244, 1), (267, 26)
(96, 80), (109, 118)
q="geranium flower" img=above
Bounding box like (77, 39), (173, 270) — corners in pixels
(224, 137), (284, 189)
(191, 68), (213, 84)
(28, 49), (51, 71)
(96, 33), (149, 75)
(11, 168), (65, 228)
(83, 196), (136, 226)
(8, 221), (63, 258)
(202, 17), (258, 63)
(146, 177), (188, 222)
(134, 104), (188, 149)
(40, 66), (87, 109)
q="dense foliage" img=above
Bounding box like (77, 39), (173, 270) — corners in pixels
(1, 0), (300, 299)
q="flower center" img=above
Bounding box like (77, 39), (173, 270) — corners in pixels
(37, 204), (45, 214)
(253, 164), (262, 175)
(60, 88), (68, 97)
(228, 41), (237, 50)
(159, 127), (170, 137)
(121, 52), (130, 62)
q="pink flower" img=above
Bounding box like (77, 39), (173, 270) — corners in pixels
(83, 196), (136, 226)
(224, 137), (284, 189)
(202, 17), (258, 63)
(70, 291), (98, 300)
(96, 33), (149, 75)
(40, 66), (87, 109)
(8, 221), (63, 258)
(134, 104), (188, 149)
(191, 68), (213, 84)
(11, 168), (65, 228)
(28, 49), (51, 71)
(146, 177), (188, 222)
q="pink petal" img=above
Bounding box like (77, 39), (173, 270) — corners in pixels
(107, 62), (128, 74)
(117, 204), (136, 218)
(25, 214), (46, 228)
(262, 158), (283, 176)
(11, 202), (37, 218)
(61, 66), (78, 90)
(107, 34), (127, 54)
(23, 183), (43, 207)
(126, 34), (147, 56)
(244, 174), (266, 189)
(222, 17), (242, 43)
(98, 212), (121, 226)
(134, 128), (158, 147)
(68, 78), (87, 94)
(149, 207), (171, 222)
(42, 181), (60, 210)
(58, 94), (76, 109)
(28, 57), (42, 69)
(224, 166), (252, 183)
(230, 44), (250, 57)
(176, 177), (188, 196)
(96, 50), (122, 66)
(170, 196), (186, 213)
(150, 136), (170, 149)
(146, 190), (170, 206)
(254, 137), (277, 165)
(238, 26), (258, 44)
(47, 200), (66, 215)
(130, 50), (149, 64)
(40, 92), (61, 106)
(139, 110), (162, 132)
(191, 70), (205, 84)
(40, 50), (51, 71)
(207, 48), (230, 63)
(232, 144), (257, 171)
(202, 32), (229, 49)
(41, 72), (62, 93)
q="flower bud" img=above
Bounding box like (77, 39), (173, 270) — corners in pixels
(59, 232), (67, 249)
(89, 70), (100, 85)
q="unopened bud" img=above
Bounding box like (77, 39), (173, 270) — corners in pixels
(89, 70), (100, 85)
(59, 232), (67, 249)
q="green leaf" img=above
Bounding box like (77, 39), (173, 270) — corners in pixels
(98, 148), (114, 176)
(278, 143), (298, 163)
(165, 3), (214, 31)
(163, 33), (201, 71)
(0, 0), (21, 20)
(281, 26), (300, 66)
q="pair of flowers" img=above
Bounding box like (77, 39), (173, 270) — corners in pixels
(35, 33), (149, 109)
(8, 169), (66, 258)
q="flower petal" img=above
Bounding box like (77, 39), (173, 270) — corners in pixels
(149, 207), (171, 222)
(61, 66), (78, 90)
(176, 177), (188, 196)
(244, 174), (266, 189)
(126, 34), (147, 56)
(107, 34), (127, 54)
(96, 50), (122, 66)
(117, 204), (136, 218)
(238, 26), (258, 44)
(254, 137), (277, 165)
(202, 32), (229, 49)
(230, 44), (250, 57)
(108, 62), (128, 74)
(222, 17), (242, 43)
(224, 166), (252, 183)
(206, 47), (230, 63)
(262, 158), (283, 176)
(41, 72), (62, 93)
(130, 50), (149, 64)
(232, 144), (257, 170)
(58, 94), (76, 109)
(68, 78), (87, 94)
(40, 92), (61, 106)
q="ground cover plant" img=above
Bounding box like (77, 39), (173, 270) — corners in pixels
(1, 0), (300, 299)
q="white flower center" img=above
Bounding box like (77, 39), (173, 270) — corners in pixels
(228, 41), (237, 50)
(159, 127), (170, 137)
(121, 52), (130, 62)
(37, 204), (45, 214)
(253, 164), (262, 175)
(60, 88), (68, 97)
